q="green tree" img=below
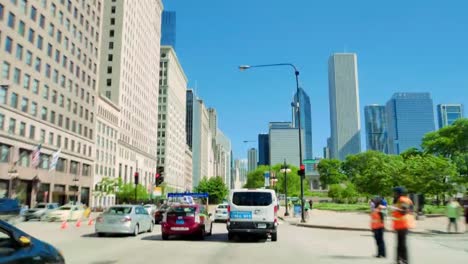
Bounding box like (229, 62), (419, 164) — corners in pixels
(317, 159), (346, 188)
(116, 183), (150, 203)
(328, 182), (359, 203)
(244, 165), (271, 189)
(342, 151), (403, 197)
(195, 176), (228, 204)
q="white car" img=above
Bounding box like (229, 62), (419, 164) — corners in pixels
(227, 189), (279, 241)
(214, 204), (229, 222)
(42, 204), (85, 222)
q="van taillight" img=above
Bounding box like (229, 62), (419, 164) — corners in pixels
(274, 205), (278, 214)
(227, 205), (230, 213)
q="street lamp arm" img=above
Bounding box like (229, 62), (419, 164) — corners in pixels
(239, 63), (299, 75)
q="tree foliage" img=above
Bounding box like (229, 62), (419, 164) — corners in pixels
(194, 176), (228, 204)
(328, 182), (359, 203)
(316, 159), (347, 188)
(116, 183), (150, 203)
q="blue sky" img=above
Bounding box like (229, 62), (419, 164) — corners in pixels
(164, 0), (468, 160)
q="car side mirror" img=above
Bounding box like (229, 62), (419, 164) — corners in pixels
(18, 236), (31, 247)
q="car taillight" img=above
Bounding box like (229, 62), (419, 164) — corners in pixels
(97, 217), (103, 223)
(274, 205), (278, 214)
(227, 205), (230, 213)
(121, 216), (132, 222)
(227, 205), (231, 220)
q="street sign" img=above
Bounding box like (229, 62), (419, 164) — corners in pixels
(152, 187), (162, 197)
(264, 172), (270, 187)
(303, 159), (318, 164)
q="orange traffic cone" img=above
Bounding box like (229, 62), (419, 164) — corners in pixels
(88, 218), (94, 226)
(75, 219), (82, 227)
(60, 220), (68, 229)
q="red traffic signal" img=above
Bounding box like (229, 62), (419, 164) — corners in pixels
(134, 172), (139, 185)
(298, 164), (305, 177)
(300, 164), (305, 170)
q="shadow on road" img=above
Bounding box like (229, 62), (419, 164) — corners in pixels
(81, 233), (132, 238)
(141, 233), (268, 243)
(327, 255), (375, 260)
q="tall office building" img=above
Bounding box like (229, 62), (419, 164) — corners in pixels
(192, 98), (211, 188)
(216, 129), (231, 185)
(0, 0), (103, 206)
(386, 93), (435, 154)
(233, 159), (248, 188)
(437, 104), (464, 128)
(258, 134), (269, 166)
(99, 0), (163, 187)
(156, 46), (188, 192)
(186, 89), (194, 149)
(269, 122), (301, 166)
(364, 105), (388, 153)
(247, 148), (257, 172)
(161, 11), (176, 48)
(328, 53), (361, 160)
(293, 88), (312, 172)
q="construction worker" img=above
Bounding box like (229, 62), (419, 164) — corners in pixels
(370, 198), (386, 258)
(391, 187), (413, 264)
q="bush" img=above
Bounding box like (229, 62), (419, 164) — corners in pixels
(328, 182), (359, 204)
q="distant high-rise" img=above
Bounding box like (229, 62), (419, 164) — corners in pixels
(328, 53), (361, 160)
(386, 93), (435, 154)
(293, 88), (313, 172)
(258, 134), (270, 166)
(269, 122), (301, 166)
(437, 104), (464, 128)
(364, 105), (388, 153)
(247, 148), (258, 172)
(186, 90), (194, 149)
(161, 11), (176, 48)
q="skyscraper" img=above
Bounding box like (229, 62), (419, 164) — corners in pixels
(293, 88), (312, 172)
(386, 93), (435, 154)
(99, 0), (163, 188)
(161, 11), (176, 48)
(192, 98), (211, 188)
(328, 53), (361, 160)
(0, 0), (103, 207)
(156, 46), (188, 192)
(186, 90), (194, 149)
(437, 104), (464, 128)
(258, 134), (270, 166)
(247, 148), (258, 172)
(364, 105), (388, 153)
(269, 122), (301, 166)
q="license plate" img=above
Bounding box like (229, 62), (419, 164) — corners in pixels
(176, 219), (184, 225)
(108, 219), (117, 224)
(171, 227), (189, 231)
(257, 223), (267, 229)
(230, 211), (252, 219)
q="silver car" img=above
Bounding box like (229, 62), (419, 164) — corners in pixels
(95, 205), (154, 237)
(23, 203), (59, 221)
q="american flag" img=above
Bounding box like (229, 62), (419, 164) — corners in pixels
(31, 144), (42, 169)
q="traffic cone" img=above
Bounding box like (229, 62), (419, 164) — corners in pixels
(60, 220), (68, 229)
(75, 219), (82, 227)
(88, 218), (94, 226)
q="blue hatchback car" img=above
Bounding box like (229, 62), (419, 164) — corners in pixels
(0, 220), (65, 264)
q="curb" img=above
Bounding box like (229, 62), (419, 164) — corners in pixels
(279, 217), (428, 235)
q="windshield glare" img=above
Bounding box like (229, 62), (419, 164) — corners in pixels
(107, 207), (132, 215)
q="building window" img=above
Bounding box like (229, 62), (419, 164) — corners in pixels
(0, 144), (11, 162)
(40, 129), (45, 143)
(48, 132), (53, 145)
(30, 101), (37, 116)
(39, 14), (45, 28)
(108, 42), (113, 49)
(25, 51), (32, 65)
(32, 79), (39, 94)
(40, 154), (50, 169)
(28, 29), (35, 43)
(0, 86), (7, 104)
(106, 79), (111, 86)
(19, 122), (26, 136)
(15, 44), (23, 59)
(2, 62), (10, 79)
(30, 6), (37, 21)
(41, 107), (47, 120)
(7, 12), (15, 29)
(109, 30), (114, 37)
(18, 20), (25, 36)
(37, 35), (43, 50)
(8, 118), (16, 134)
(10, 92), (18, 108)
(110, 18), (115, 25)
(5, 36), (12, 53)
(13, 68), (20, 84)
(42, 85), (49, 99)
(19, 149), (31, 167)
(29, 125), (35, 139)
(21, 97), (28, 112)
(50, 111), (55, 124)
(108, 54), (113, 61)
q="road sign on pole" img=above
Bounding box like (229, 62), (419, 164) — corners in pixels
(264, 172), (270, 187)
(303, 159), (318, 164)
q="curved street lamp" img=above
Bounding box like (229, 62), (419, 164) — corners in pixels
(239, 63), (306, 223)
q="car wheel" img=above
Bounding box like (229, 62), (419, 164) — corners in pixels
(228, 232), (234, 241)
(133, 224), (139, 237)
(147, 222), (153, 232)
(97, 232), (105, 237)
(162, 233), (169, 240)
(23, 218), (29, 222)
(271, 232), (277, 242)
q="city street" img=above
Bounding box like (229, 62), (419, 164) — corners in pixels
(15, 220), (468, 264)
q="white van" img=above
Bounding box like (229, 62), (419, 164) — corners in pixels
(227, 189), (278, 241)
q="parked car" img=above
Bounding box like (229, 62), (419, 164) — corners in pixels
(161, 204), (212, 240)
(23, 203), (59, 221)
(42, 204), (85, 222)
(0, 198), (21, 224)
(0, 220), (65, 263)
(154, 204), (170, 224)
(214, 204), (229, 222)
(143, 204), (157, 220)
(95, 205), (153, 237)
(227, 189), (279, 241)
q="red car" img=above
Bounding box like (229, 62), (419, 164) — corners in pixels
(161, 204), (213, 240)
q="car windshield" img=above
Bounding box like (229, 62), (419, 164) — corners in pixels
(35, 204), (46, 209)
(217, 204), (227, 209)
(58, 207), (71, 211)
(167, 206), (196, 216)
(232, 192), (273, 206)
(107, 207), (132, 215)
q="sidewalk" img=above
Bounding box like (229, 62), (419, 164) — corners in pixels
(278, 207), (467, 235)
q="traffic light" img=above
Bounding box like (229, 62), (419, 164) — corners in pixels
(156, 166), (164, 186)
(298, 164), (305, 177)
(134, 171), (139, 185)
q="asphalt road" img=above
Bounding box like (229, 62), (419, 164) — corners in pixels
(15, 220), (468, 264)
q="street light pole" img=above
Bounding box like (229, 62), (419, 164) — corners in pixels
(239, 63), (305, 222)
(283, 159), (289, 217)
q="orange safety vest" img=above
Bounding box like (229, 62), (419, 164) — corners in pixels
(370, 210), (384, 229)
(392, 196), (414, 230)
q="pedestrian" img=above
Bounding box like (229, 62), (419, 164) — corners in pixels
(370, 198), (376, 212)
(380, 196), (388, 216)
(391, 187), (413, 264)
(370, 198), (386, 258)
(308, 199), (313, 210)
(446, 198), (462, 233)
(304, 200), (310, 220)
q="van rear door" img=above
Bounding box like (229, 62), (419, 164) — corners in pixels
(230, 191), (274, 222)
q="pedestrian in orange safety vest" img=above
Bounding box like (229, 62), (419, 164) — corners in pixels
(391, 187), (413, 264)
(370, 198), (386, 258)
